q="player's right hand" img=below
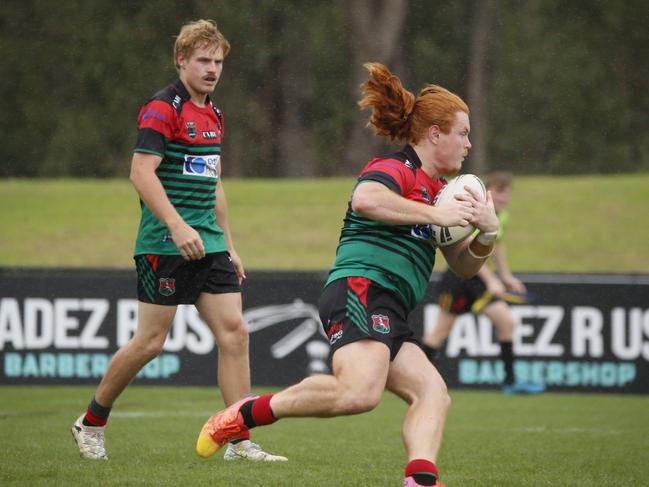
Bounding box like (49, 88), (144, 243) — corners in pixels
(170, 221), (205, 261)
(431, 200), (474, 227)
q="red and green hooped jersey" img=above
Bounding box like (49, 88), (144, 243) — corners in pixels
(326, 145), (446, 311)
(132, 79), (227, 256)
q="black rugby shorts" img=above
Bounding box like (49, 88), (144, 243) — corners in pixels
(436, 271), (487, 315)
(135, 251), (240, 305)
(318, 276), (418, 361)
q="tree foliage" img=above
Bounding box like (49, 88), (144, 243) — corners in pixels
(1, 0), (647, 177)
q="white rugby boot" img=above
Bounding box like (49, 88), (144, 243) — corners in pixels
(223, 440), (287, 462)
(71, 414), (108, 460)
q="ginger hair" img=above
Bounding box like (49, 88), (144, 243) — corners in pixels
(174, 19), (230, 71)
(358, 63), (469, 144)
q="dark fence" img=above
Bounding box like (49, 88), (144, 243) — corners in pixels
(1, 268), (648, 393)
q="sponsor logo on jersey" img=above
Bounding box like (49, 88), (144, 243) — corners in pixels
(183, 154), (220, 178)
(142, 107), (166, 123)
(202, 131), (218, 139)
(411, 223), (433, 240)
(158, 278), (176, 296)
(186, 121), (197, 139)
(371, 314), (390, 334)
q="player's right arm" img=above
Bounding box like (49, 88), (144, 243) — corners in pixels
(129, 152), (205, 260)
(352, 181), (473, 226)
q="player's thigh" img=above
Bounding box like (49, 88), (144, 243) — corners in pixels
(386, 342), (447, 403)
(429, 309), (457, 341)
(332, 339), (391, 399)
(195, 291), (245, 336)
(483, 300), (515, 335)
(134, 301), (177, 343)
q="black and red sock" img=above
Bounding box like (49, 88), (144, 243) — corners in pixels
(405, 458), (439, 485)
(230, 430), (251, 444)
(83, 397), (111, 427)
(239, 394), (278, 429)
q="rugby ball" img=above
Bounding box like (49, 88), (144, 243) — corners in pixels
(431, 174), (486, 247)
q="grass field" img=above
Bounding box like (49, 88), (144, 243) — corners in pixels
(1, 386), (648, 486)
(1, 175), (649, 272)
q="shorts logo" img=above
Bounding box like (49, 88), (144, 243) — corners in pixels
(326, 321), (344, 344)
(186, 121), (197, 139)
(183, 154), (220, 178)
(158, 278), (176, 296)
(371, 314), (390, 334)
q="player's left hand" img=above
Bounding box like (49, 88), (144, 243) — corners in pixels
(502, 274), (527, 293)
(229, 250), (246, 284)
(463, 188), (498, 234)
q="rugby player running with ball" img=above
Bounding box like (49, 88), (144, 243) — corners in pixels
(196, 63), (499, 486)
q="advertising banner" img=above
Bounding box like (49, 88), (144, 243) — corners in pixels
(1, 268), (647, 393)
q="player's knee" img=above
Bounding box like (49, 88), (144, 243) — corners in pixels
(216, 317), (249, 352)
(339, 388), (382, 414)
(138, 336), (166, 359)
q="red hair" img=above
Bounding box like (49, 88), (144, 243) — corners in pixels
(358, 63), (469, 144)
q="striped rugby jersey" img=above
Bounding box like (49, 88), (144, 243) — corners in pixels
(326, 145), (446, 311)
(132, 79), (226, 256)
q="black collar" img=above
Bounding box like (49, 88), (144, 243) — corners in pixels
(173, 79), (211, 105)
(402, 145), (423, 168)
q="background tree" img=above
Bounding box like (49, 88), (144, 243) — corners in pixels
(466, 0), (497, 175)
(0, 0), (647, 177)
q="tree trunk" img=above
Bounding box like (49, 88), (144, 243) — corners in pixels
(277, 19), (316, 177)
(343, 0), (409, 173)
(466, 0), (496, 176)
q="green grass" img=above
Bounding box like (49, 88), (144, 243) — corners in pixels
(1, 175), (648, 272)
(1, 386), (648, 486)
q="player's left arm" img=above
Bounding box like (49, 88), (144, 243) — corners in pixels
(215, 165), (245, 283)
(492, 242), (526, 293)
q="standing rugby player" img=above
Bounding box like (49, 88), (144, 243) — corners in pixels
(71, 19), (286, 463)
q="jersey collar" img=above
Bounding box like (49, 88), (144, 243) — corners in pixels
(402, 144), (423, 169)
(173, 79), (212, 106)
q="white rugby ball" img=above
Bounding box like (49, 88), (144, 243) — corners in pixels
(431, 174), (486, 247)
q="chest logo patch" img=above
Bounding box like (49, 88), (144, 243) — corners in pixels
(183, 154), (220, 178)
(186, 121), (197, 139)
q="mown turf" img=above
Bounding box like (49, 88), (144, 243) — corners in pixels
(1, 174), (648, 272)
(1, 386), (647, 486)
